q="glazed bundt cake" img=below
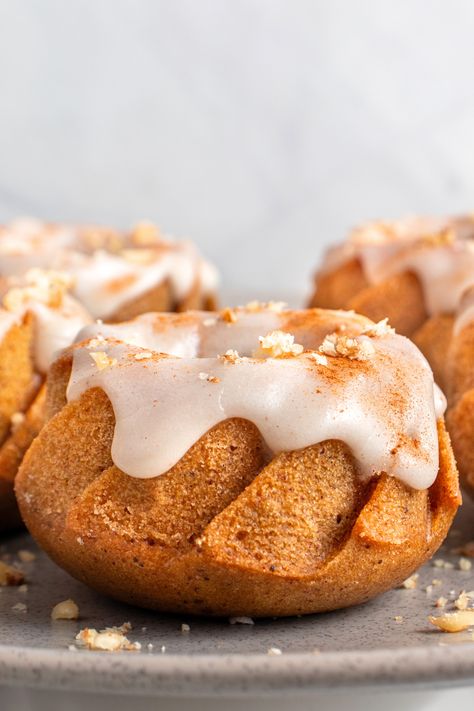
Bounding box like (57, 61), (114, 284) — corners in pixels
(16, 305), (460, 616)
(309, 215), (474, 391)
(0, 218), (218, 531)
(0, 218), (218, 318)
(0, 270), (91, 530)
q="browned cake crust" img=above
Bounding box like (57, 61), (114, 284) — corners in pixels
(445, 320), (474, 496)
(16, 356), (460, 616)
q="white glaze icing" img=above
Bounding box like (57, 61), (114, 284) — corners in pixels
(0, 219), (218, 319)
(67, 308), (445, 490)
(0, 270), (92, 373)
(321, 215), (474, 317)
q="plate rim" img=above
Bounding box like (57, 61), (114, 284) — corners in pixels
(1, 641), (474, 696)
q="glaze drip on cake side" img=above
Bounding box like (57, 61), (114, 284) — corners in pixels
(322, 215), (474, 317)
(66, 307), (445, 489)
(0, 218), (218, 318)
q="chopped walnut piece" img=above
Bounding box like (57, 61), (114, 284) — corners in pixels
(435, 597), (448, 608)
(267, 647), (283, 656)
(76, 626), (140, 651)
(401, 574), (419, 590)
(361, 318), (395, 337)
(454, 591), (471, 611)
(131, 221), (162, 246)
(459, 557), (472, 571)
(198, 372), (220, 383)
(420, 229), (454, 249)
(256, 330), (304, 358)
(0, 561), (25, 586)
(319, 333), (375, 361)
(220, 307), (237, 324)
(18, 550), (36, 563)
(221, 349), (240, 363)
(181, 623), (191, 633)
(308, 352), (328, 366)
(90, 351), (117, 371)
(433, 559), (455, 570)
(429, 610), (474, 632)
(134, 351), (153, 361)
(51, 599), (80, 621)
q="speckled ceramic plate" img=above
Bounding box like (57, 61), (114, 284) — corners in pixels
(1, 499), (474, 697)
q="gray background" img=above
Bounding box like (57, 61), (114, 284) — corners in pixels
(1, 1), (473, 302)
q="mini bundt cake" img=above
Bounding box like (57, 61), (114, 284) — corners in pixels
(0, 270), (91, 530)
(16, 305), (460, 617)
(0, 218), (218, 318)
(0, 218), (218, 531)
(309, 215), (474, 392)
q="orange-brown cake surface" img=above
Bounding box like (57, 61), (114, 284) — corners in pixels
(16, 305), (460, 616)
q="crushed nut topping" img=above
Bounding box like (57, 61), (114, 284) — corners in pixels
(459, 557), (472, 572)
(220, 307), (237, 324)
(256, 330), (304, 358)
(76, 624), (140, 652)
(51, 599), (80, 620)
(90, 351), (118, 371)
(86, 336), (106, 349)
(3, 268), (73, 311)
(131, 221), (162, 246)
(0, 561), (25, 586)
(198, 372), (220, 382)
(454, 591), (471, 611)
(308, 352), (328, 366)
(429, 610), (474, 633)
(420, 229), (455, 249)
(433, 559), (455, 570)
(267, 647), (283, 656)
(320, 333), (375, 361)
(221, 349), (240, 363)
(361, 318), (395, 338)
(134, 351), (153, 361)
(18, 550), (36, 563)
(435, 597), (448, 608)
(401, 574), (419, 590)
(181, 623), (191, 633)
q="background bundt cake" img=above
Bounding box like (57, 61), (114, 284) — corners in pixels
(309, 215), (474, 392)
(0, 218), (218, 318)
(0, 218), (218, 531)
(445, 288), (474, 496)
(16, 306), (460, 616)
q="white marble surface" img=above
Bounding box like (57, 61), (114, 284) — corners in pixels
(1, 1), (474, 302)
(1, 2), (474, 708)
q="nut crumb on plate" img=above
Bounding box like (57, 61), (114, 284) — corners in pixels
(0, 561), (24, 586)
(51, 599), (80, 620)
